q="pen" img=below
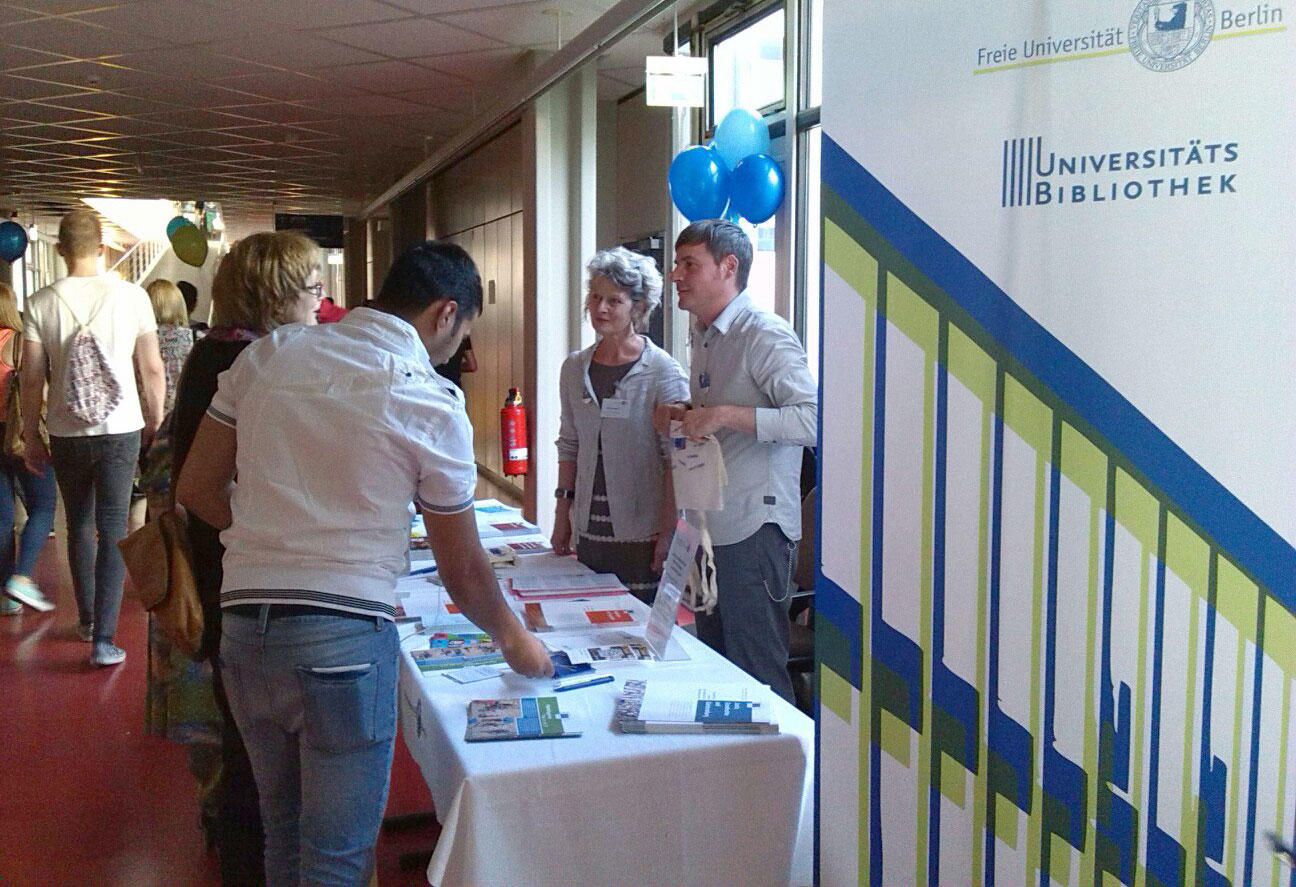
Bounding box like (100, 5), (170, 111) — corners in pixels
(553, 673), (614, 692)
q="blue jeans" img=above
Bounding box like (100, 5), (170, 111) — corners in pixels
(49, 432), (140, 641)
(0, 444), (58, 581)
(220, 607), (399, 887)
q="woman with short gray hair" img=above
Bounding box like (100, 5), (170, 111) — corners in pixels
(552, 247), (688, 600)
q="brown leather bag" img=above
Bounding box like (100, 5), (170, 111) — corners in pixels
(118, 509), (204, 658)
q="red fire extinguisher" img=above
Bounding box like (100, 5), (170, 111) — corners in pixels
(500, 388), (529, 476)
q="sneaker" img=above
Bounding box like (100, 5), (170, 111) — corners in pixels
(6, 575), (53, 612)
(0, 596), (20, 616)
(77, 622), (95, 642)
(90, 642), (126, 667)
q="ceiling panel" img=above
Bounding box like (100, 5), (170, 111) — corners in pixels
(107, 46), (259, 80)
(437, 1), (605, 50)
(413, 47), (527, 84)
(74, 1), (262, 45)
(315, 58), (444, 94)
(208, 101), (337, 125)
(0, 72), (89, 100)
(0, 0), (671, 225)
(0, 15), (164, 56)
(212, 0), (403, 28)
(316, 16), (503, 59)
(220, 30), (383, 70)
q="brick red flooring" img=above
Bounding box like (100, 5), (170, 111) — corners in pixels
(0, 535), (440, 886)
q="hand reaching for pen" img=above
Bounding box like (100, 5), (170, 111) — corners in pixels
(499, 624), (554, 678)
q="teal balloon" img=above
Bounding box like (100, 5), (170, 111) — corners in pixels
(713, 108), (769, 171)
(728, 153), (785, 224)
(668, 145), (730, 221)
(0, 221), (27, 263)
(169, 223), (208, 267)
(165, 216), (188, 237)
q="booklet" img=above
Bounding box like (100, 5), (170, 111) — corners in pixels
(410, 632), (504, 672)
(544, 629), (689, 665)
(510, 573), (628, 599)
(614, 679), (779, 734)
(464, 696), (585, 742)
(520, 596), (642, 632)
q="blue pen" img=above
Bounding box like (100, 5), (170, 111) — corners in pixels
(553, 673), (614, 692)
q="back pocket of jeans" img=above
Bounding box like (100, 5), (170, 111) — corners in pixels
(297, 662), (380, 753)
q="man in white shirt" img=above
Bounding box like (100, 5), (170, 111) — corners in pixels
(20, 209), (166, 666)
(655, 220), (818, 703)
(177, 240), (552, 886)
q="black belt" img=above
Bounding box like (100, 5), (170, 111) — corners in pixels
(225, 603), (378, 623)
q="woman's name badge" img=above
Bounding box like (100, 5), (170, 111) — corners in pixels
(600, 398), (630, 419)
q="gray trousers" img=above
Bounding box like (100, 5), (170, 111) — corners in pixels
(49, 431), (139, 642)
(694, 522), (796, 703)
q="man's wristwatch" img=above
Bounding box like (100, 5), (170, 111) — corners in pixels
(554, 487), (575, 500)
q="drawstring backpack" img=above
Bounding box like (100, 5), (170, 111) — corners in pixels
(53, 285), (122, 425)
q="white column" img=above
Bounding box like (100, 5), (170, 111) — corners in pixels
(524, 63), (597, 532)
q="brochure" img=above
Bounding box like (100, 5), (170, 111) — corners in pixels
(614, 679), (779, 734)
(410, 632), (504, 672)
(510, 573), (628, 599)
(520, 595), (642, 632)
(464, 696), (585, 742)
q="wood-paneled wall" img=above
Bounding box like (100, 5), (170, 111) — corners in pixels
(429, 124), (525, 494)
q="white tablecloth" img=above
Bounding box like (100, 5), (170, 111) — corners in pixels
(397, 608), (814, 887)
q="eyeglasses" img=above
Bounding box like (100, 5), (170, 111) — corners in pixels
(305, 283), (325, 299)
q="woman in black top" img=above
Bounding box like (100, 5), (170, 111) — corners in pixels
(169, 231), (322, 884)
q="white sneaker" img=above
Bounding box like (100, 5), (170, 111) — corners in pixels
(0, 596), (20, 616)
(6, 575), (53, 612)
(91, 642), (126, 667)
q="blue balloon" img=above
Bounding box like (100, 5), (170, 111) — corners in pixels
(0, 221), (28, 263)
(668, 145), (730, 221)
(166, 216), (189, 237)
(713, 108), (769, 171)
(728, 154), (785, 224)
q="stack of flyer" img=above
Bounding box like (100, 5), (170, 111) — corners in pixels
(464, 696), (586, 742)
(508, 573), (628, 600)
(518, 595), (643, 632)
(410, 632), (504, 672)
(614, 680), (779, 734)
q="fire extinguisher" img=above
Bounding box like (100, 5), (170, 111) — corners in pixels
(500, 388), (529, 476)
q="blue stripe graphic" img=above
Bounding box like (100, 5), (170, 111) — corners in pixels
(870, 262), (888, 887)
(821, 134), (1296, 613)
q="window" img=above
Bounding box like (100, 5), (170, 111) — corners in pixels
(799, 127), (821, 381)
(710, 7), (786, 127)
(805, 0), (823, 109)
(741, 215), (778, 315)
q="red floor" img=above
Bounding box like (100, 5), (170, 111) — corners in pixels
(0, 536), (441, 886)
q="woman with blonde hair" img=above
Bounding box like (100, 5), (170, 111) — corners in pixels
(0, 282), (57, 617)
(552, 247), (688, 601)
(137, 279), (194, 518)
(144, 278), (193, 414)
(154, 231), (320, 883)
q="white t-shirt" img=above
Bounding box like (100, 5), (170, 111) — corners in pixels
(207, 308), (478, 617)
(23, 275), (156, 437)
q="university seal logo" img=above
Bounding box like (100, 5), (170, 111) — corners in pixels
(1129, 0), (1215, 70)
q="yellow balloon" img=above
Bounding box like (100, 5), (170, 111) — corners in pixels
(169, 223), (208, 267)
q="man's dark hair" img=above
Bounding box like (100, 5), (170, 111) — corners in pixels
(176, 280), (198, 314)
(675, 219), (753, 292)
(374, 240), (483, 323)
